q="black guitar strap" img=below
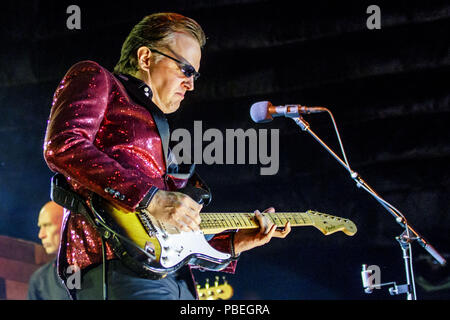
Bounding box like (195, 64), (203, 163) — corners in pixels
(50, 174), (165, 280)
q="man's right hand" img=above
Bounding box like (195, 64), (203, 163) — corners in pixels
(144, 190), (202, 232)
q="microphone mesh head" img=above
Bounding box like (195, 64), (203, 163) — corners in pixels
(250, 101), (273, 123)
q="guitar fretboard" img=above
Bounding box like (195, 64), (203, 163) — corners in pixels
(200, 212), (314, 235)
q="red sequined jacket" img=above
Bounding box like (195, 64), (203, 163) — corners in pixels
(43, 60), (236, 277)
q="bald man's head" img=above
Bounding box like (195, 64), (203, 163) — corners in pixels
(38, 201), (64, 255)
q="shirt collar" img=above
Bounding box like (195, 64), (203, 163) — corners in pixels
(116, 73), (153, 100)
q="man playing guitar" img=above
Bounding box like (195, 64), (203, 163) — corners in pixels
(44, 12), (290, 300)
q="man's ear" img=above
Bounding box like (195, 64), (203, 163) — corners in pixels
(136, 46), (152, 72)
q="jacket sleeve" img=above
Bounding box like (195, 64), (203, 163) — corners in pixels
(208, 232), (238, 273)
(43, 61), (156, 212)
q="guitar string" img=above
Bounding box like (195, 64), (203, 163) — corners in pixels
(199, 212), (316, 230)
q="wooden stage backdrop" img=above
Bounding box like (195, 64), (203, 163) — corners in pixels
(0, 235), (53, 300)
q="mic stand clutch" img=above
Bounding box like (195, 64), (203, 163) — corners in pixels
(292, 114), (446, 300)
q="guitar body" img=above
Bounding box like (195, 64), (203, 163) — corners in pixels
(91, 195), (233, 279)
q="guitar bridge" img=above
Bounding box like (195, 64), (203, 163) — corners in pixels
(138, 210), (157, 236)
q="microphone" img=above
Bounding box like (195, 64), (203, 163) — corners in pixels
(250, 101), (326, 123)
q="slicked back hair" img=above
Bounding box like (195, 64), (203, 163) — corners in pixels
(114, 13), (206, 75)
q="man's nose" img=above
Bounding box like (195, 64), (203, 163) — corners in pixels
(184, 77), (194, 91)
(38, 228), (46, 239)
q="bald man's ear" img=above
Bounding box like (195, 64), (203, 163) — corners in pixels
(136, 46), (152, 72)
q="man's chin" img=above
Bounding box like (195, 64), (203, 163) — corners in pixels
(43, 246), (58, 256)
(163, 103), (181, 114)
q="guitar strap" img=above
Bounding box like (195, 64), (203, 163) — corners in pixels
(50, 173), (165, 281)
(50, 173), (105, 300)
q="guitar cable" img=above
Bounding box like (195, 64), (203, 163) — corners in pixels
(100, 236), (108, 300)
(87, 196), (109, 300)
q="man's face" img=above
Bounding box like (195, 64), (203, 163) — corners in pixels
(148, 32), (202, 114)
(38, 204), (63, 255)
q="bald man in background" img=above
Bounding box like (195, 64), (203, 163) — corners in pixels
(27, 201), (70, 300)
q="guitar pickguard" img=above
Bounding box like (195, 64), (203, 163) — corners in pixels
(142, 212), (232, 269)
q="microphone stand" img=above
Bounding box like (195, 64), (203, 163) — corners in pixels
(289, 111), (446, 300)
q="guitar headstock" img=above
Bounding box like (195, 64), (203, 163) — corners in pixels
(307, 210), (357, 236)
(197, 276), (234, 300)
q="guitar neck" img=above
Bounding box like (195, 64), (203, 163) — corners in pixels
(200, 212), (314, 235)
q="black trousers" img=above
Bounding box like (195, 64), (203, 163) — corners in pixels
(71, 259), (196, 300)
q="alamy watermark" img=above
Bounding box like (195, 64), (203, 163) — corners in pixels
(366, 5), (381, 30)
(65, 5), (382, 31)
(361, 264), (381, 293)
(171, 121), (279, 176)
(65, 265), (81, 290)
(66, 5), (81, 30)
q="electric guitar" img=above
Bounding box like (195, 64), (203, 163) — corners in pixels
(90, 194), (357, 280)
(197, 276), (233, 300)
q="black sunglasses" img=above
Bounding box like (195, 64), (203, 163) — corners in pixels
(150, 48), (200, 81)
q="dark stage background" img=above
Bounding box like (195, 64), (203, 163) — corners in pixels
(1, 0), (449, 299)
